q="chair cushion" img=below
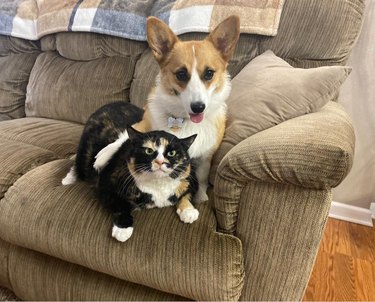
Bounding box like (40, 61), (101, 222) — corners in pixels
(0, 158), (244, 301)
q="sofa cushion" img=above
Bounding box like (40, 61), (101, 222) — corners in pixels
(25, 52), (136, 124)
(210, 50), (351, 183)
(0, 239), (11, 289)
(0, 117), (83, 158)
(0, 36), (40, 56)
(0, 138), (58, 199)
(0, 36), (40, 120)
(8, 245), (185, 301)
(52, 32), (147, 61)
(0, 159), (244, 301)
(0, 117), (82, 198)
(0, 53), (39, 120)
(258, 0), (365, 66)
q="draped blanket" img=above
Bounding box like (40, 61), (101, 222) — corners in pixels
(0, 0), (284, 41)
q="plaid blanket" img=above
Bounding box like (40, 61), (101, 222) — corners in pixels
(0, 0), (285, 41)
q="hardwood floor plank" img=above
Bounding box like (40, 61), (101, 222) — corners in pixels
(333, 253), (357, 301)
(354, 258), (375, 300)
(303, 218), (375, 301)
(348, 222), (375, 262)
(303, 250), (333, 301)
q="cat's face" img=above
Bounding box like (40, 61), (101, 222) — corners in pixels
(127, 128), (196, 179)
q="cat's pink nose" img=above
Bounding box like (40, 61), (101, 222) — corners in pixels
(155, 157), (164, 165)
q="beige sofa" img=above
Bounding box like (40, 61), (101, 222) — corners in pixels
(0, 0), (365, 300)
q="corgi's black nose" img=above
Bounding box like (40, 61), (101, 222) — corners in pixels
(191, 102), (206, 113)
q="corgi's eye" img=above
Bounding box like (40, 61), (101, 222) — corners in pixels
(203, 69), (215, 81)
(176, 68), (189, 82)
(167, 150), (176, 157)
(145, 148), (154, 155)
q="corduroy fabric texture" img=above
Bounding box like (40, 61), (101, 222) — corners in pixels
(0, 0), (366, 300)
(0, 117), (83, 198)
(214, 101), (355, 234)
(7, 245), (185, 301)
(0, 159), (244, 301)
(25, 52), (136, 124)
(0, 287), (18, 301)
(0, 117), (83, 158)
(0, 36), (40, 121)
(210, 51), (351, 182)
(0, 138), (58, 199)
(40, 32), (147, 60)
(0, 239), (10, 289)
(236, 181), (332, 301)
(0, 36), (40, 56)
(258, 0), (365, 65)
(0, 54), (38, 120)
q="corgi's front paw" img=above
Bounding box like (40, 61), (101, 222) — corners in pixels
(177, 208), (199, 224)
(112, 225), (133, 242)
(194, 187), (209, 203)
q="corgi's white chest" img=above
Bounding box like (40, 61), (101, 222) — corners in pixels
(150, 109), (225, 159)
(172, 119), (218, 158)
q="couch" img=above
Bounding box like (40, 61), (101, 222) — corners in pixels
(0, 0), (365, 300)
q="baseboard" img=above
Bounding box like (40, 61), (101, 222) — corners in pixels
(329, 201), (373, 227)
(371, 203), (375, 219)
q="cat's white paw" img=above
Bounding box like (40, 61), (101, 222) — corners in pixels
(62, 166), (77, 185)
(194, 187), (209, 203)
(112, 225), (133, 242)
(177, 208), (199, 224)
(145, 203), (156, 209)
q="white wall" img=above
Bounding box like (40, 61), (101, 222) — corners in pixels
(333, 0), (375, 209)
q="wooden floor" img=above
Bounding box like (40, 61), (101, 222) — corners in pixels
(303, 218), (375, 301)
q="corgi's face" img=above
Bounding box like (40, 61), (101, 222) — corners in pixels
(147, 16), (240, 123)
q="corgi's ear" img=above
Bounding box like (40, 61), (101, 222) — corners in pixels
(127, 126), (142, 141)
(206, 15), (240, 62)
(147, 17), (178, 64)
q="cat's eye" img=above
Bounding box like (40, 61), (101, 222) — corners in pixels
(167, 150), (176, 157)
(203, 68), (215, 81)
(145, 148), (154, 155)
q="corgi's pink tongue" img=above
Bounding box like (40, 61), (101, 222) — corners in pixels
(189, 113), (204, 123)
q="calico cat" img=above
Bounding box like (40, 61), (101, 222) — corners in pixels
(74, 101), (145, 182)
(63, 101), (199, 242)
(99, 126), (198, 242)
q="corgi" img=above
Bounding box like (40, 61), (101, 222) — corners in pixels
(65, 15), (240, 224)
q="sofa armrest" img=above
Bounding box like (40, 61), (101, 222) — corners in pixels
(213, 101), (354, 300)
(214, 101), (354, 234)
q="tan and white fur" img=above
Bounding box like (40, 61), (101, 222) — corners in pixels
(74, 16), (240, 224)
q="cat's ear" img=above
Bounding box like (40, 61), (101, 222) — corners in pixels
(127, 126), (142, 141)
(180, 134), (197, 150)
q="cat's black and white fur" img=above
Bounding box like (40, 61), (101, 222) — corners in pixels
(99, 126), (198, 242)
(63, 102), (199, 242)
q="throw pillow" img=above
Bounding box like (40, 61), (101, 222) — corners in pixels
(210, 50), (351, 183)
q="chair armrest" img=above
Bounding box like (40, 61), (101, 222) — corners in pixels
(214, 101), (354, 233)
